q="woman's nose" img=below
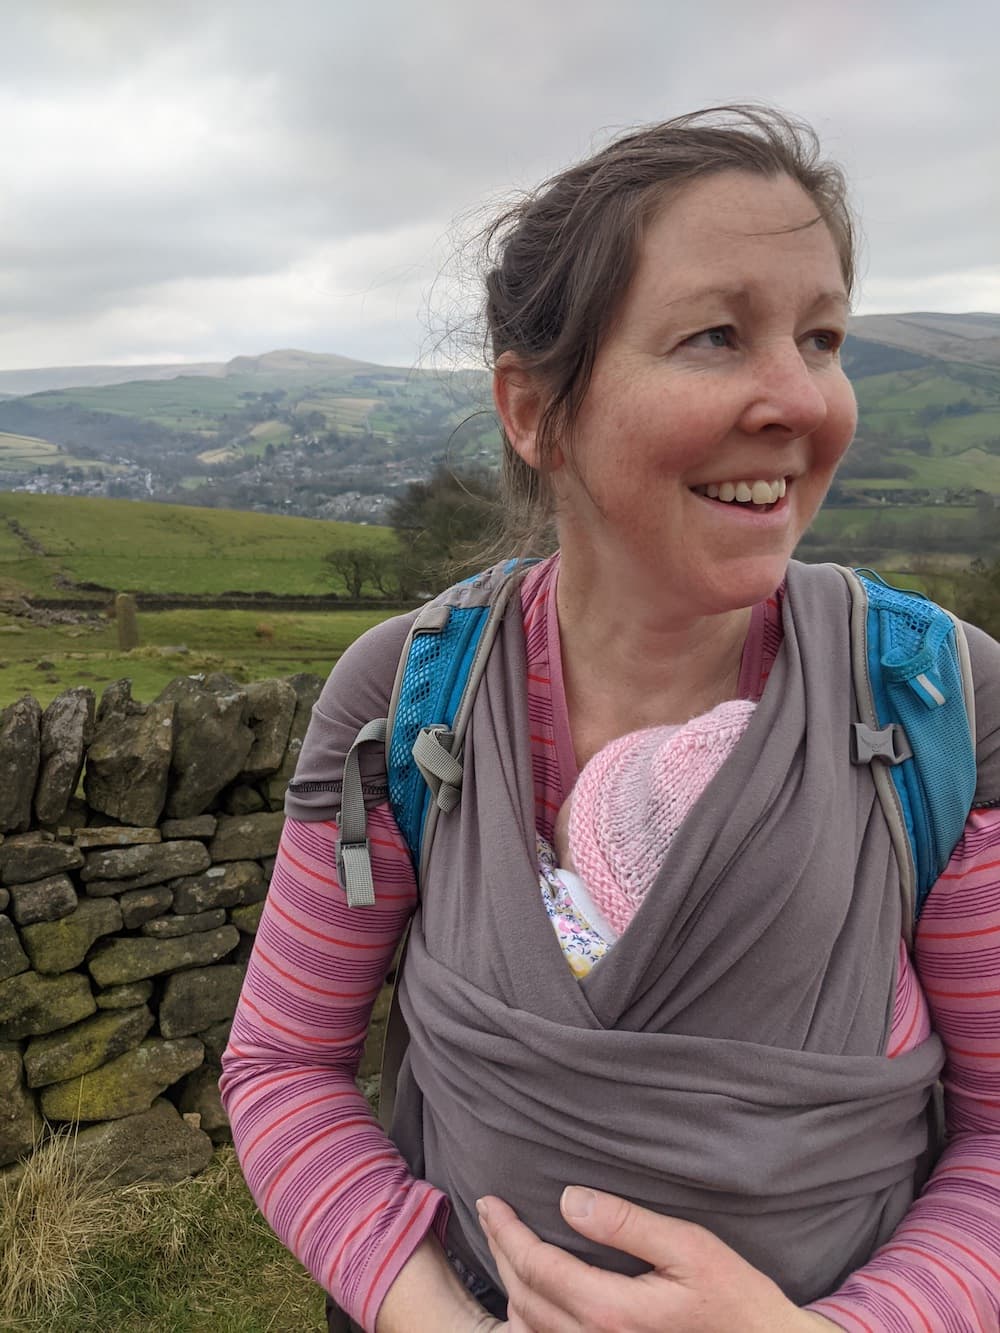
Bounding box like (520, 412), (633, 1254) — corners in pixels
(739, 345), (829, 440)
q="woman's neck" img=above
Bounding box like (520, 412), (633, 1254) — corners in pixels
(554, 552), (754, 766)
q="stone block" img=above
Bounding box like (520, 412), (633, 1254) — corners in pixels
(73, 827), (161, 849)
(170, 860), (264, 914)
(94, 978), (154, 1010)
(0, 1041), (41, 1166)
(159, 815), (217, 840)
(0, 696), (41, 833)
(87, 924), (240, 987)
(208, 812), (285, 863)
(81, 840), (210, 887)
(141, 909), (226, 939)
(39, 1036), (205, 1122)
(262, 674), (324, 808)
(0, 832), (84, 885)
(223, 784), (266, 816)
(0, 970), (96, 1040)
(159, 965), (244, 1039)
(84, 681), (175, 826)
(196, 1017), (232, 1066)
(178, 1066), (231, 1143)
(8, 873), (77, 926)
(68, 1097), (214, 1186)
(24, 1004), (154, 1087)
(229, 900), (264, 935)
(158, 677), (253, 818)
(0, 888), (7, 913)
(20, 897), (123, 974)
(0, 915), (29, 982)
(118, 884), (173, 929)
(35, 687), (95, 826)
(241, 678), (297, 779)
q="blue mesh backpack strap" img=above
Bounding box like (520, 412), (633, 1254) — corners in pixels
(384, 559), (537, 881)
(840, 566), (977, 944)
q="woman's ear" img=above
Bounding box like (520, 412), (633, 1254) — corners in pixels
(493, 354), (562, 471)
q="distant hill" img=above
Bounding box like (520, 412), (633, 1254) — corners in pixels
(0, 359), (226, 397)
(847, 312), (1000, 370)
(1, 318), (1000, 503)
(0, 349), (381, 398)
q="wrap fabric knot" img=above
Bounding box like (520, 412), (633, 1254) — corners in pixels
(385, 563), (948, 1305)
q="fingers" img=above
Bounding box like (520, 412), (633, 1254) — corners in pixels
(559, 1186), (712, 1275)
(477, 1196), (631, 1332)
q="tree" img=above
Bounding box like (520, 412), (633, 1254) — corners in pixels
(323, 546), (395, 600)
(389, 466), (499, 594)
(950, 557), (1000, 639)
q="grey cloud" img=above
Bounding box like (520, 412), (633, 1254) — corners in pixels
(0, 0), (997, 367)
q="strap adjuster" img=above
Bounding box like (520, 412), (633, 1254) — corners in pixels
(336, 837), (376, 907)
(851, 722), (913, 766)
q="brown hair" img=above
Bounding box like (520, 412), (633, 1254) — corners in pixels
(482, 104), (856, 552)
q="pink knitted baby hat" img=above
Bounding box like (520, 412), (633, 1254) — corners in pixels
(567, 698), (757, 936)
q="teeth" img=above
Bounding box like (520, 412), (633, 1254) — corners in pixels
(697, 478), (786, 504)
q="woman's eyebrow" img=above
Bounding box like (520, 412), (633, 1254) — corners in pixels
(661, 285), (850, 312)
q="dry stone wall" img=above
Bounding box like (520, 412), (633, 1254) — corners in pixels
(0, 670), (323, 1188)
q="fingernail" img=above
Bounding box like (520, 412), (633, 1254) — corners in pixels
(561, 1186), (595, 1219)
(476, 1198), (490, 1224)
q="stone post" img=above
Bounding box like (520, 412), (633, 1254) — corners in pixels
(115, 594), (140, 652)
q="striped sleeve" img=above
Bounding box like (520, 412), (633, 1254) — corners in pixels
(219, 811), (449, 1329)
(809, 807), (1000, 1331)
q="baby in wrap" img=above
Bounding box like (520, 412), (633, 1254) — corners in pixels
(538, 699), (757, 977)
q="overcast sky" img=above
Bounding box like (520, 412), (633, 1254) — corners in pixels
(2, 0), (998, 371)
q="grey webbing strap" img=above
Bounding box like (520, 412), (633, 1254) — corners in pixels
(337, 716), (387, 908)
(411, 725), (464, 813)
(944, 608), (976, 741)
(840, 566), (918, 945)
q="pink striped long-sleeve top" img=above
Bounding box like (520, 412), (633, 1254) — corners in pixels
(220, 559), (1000, 1330)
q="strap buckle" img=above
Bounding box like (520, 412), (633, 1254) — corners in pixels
(850, 722), (913, 766)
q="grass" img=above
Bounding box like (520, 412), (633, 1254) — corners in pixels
(0, 494), (395, 599)
(0, 1131), (325, 1332)
(0, 607), (398, 708)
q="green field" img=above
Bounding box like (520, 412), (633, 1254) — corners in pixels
(0, 493), (394, 599)
(0, 431), (112, 473)
(0, 606), (397, 707)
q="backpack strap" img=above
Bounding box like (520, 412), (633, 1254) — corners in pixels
(336, 717), (387, 908)
(375, 560), (534, 1129)
(335, 562), (532, 907)
(840, 566), (977, 945)
(384, 560), (534, 882)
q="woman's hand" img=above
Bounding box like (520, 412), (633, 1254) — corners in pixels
(477, 1187), (839, 1333)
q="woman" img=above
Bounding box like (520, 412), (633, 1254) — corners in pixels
(220, 107), (1000, 1331)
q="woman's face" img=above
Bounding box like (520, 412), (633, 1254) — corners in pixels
(547, 170), (858, 617)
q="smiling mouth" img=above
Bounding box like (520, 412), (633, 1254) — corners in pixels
(691, 477), (788, 514)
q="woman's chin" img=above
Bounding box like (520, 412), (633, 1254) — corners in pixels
(690, 552), (791, 616)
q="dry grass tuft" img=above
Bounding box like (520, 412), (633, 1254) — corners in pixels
(0, 1125), (121, 1325)
(0, 1138), (324, 1332)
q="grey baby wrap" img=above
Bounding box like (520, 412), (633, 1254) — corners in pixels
(289, 560), (1000, 1306)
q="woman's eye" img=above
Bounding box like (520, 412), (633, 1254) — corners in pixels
(808, 330), (842, 354)
(686, 326), (734, 349)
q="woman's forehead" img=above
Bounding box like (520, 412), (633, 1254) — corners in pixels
(628, 173), (847, 301)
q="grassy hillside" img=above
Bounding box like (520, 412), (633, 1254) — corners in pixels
(0, 493), (394, 599)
